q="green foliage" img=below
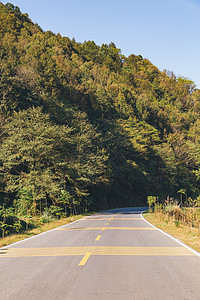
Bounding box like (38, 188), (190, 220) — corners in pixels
(0, 205), (15, 237)
(0, 106), (108, 214)
(147, 196), (157, 211)
(0, 2), (200, 229)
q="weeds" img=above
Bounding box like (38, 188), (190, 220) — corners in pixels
(0, 214), (87, 248)
(145, 195), (200, 252)
(147, 196), (200, 230)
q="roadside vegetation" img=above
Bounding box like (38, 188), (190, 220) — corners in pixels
(0, 213), (88, 248)
(1, 2), (200, 240)
(144, 196), (200, 253)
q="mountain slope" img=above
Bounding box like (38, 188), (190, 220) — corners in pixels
(0, 3), (200, 214)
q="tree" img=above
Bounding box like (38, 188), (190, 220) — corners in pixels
(0, 107), (108, 214)
(0, 107), (72, 213)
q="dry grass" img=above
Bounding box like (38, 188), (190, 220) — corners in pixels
(0, 214), (87, 248)
(144, 212), (200, 253)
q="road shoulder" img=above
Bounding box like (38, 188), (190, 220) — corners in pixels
(142, 212), (200, 256)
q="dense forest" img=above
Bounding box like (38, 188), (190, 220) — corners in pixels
(1, 3), (200, 224)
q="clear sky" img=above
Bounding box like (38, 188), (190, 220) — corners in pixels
(1, 0), (200, 88)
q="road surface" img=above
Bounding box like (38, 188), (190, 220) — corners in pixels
(0, 207), (200, 299)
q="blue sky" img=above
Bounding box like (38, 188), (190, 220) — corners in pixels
(2, 0), (200, 87)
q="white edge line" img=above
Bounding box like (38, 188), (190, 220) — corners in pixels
(0, 216), (88, 250)
(141, 210), (200, 258)
(0, 208), (130, 250)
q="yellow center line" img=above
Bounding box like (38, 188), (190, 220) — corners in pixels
(78, 252), (91, 266)
(55, 227), (156, 231)
(106, 223), (109, 225)
(83, 218), (142, 221)
(106, 227), (155, 230)
(111, 218), (142, 220)
(83, 218), (109, 221)
(0, 246), (194, 258)
(95, 235), (102, 241)
(110, 211), (124, 219)
(114, 211), (124, 216)
(108, 210), (127, 222)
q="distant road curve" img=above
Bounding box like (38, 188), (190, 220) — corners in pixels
(0, 207), (200, 300)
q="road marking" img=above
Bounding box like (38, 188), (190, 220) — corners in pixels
(0, 209), (132, 251)
(78, 252), (91, 266)
(95, 235), (102, 241)
(83, 218), (111, 221)
(0, 215), (89, 251)
(114, 211), (124, 216)
(141, 212), (200, 258)
(111, 218), (142, 220)
(106, 209), (129, 222)
(0, 246), (194, 258)
(55, 227), (156, 231)
(83, 218), (142, 221)
(106, 223), (109, 225)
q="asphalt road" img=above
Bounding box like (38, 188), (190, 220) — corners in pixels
(0, 207), (200, 300)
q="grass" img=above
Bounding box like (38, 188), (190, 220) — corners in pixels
(0, 214), (88, 248)
(144, 211), (200, 253)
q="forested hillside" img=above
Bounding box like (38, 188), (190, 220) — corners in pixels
(1, 3), (200, 219)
